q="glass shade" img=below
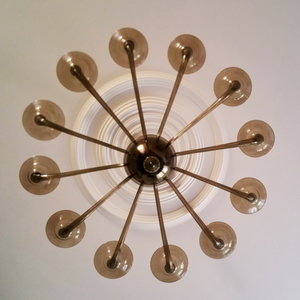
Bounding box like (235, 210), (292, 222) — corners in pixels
(23, 100), (65, 140)
(150, 245), (188, 282)
(168, 34), (206, 74)
(109, 27), (148, 68)
(56, 51), (98, 92)
(231, 177), (267, 214)
(94, 241), (133, 279)
(214, 67), (252, 106)
(45, 210), (86, 248)
(200, 222), (237, 259)
(19, 156), (60, 195)
(238, 120), (275, 157)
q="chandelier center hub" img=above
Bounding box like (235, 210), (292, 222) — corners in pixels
(143, 156), (160, 173)
(124, 135), (177, 186)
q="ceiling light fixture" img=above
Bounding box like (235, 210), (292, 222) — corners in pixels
(20, 28), (275, 282)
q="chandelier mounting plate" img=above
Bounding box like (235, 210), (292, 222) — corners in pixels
(124, 135), (177, 185)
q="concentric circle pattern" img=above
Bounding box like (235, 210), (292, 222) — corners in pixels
(70, 71), (228, 229)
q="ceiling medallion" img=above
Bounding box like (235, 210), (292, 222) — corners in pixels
(72, 72), (226, 228)
(20, 28), (274, 282)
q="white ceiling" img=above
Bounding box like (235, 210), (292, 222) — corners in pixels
(1, 0), (300, 299)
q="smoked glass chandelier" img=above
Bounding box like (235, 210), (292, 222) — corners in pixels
(20, 28), (275, 282)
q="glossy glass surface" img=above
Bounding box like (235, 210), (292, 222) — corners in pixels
(57, 51), (98, 92)
(150, 245), (188, 282)
(238, 120), (275, 157)
(109, 28), (148, 68)
(19, 156), (60, 195)
(46, 210), (86, 248)
(200, 222), (237, 259)
(94, 241), (133, 279)
(168, 34), (206, 74)
(214, 67), (252, 106)
(124, 135), (176, 185)
(231, 177), (267, 214)
(23, 100), (65, 140)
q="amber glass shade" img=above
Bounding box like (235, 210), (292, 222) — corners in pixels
(23, 100), (65, 140)
(94, 241), (133, 279)
(57, 51), (98, 92)
(214, 67), (252, 106)
(231, 177), (267, 214)
(19, 156), (60, 195)
(46, 210), (86, 248)
(200, 222), (237, 259)
(109, 28), (148, 68)
(150, 245), (188, 282)
(168, 34), (206, 74)
(238, 120), (275, 157)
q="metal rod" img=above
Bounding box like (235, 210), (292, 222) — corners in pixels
(124, 41), (147, 139)
(59, 176), (132, 238)
(173, 135), (262, 157)
(35, 115), (128, 154)
(156, 47), (192, 140)
(173, 167), (255, 202)
(70, 65), (137, 144)
(31, 163), (126, 182)
(167, 81), (240, 146)
(166, 179), (223, 248)
(153, 183), (175, 273)
(108, 182), (144, 269)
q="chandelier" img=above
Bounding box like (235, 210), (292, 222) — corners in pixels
(20, 28), (275, 282)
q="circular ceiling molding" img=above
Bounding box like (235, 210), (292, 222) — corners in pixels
(70, 71), (229, 229)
